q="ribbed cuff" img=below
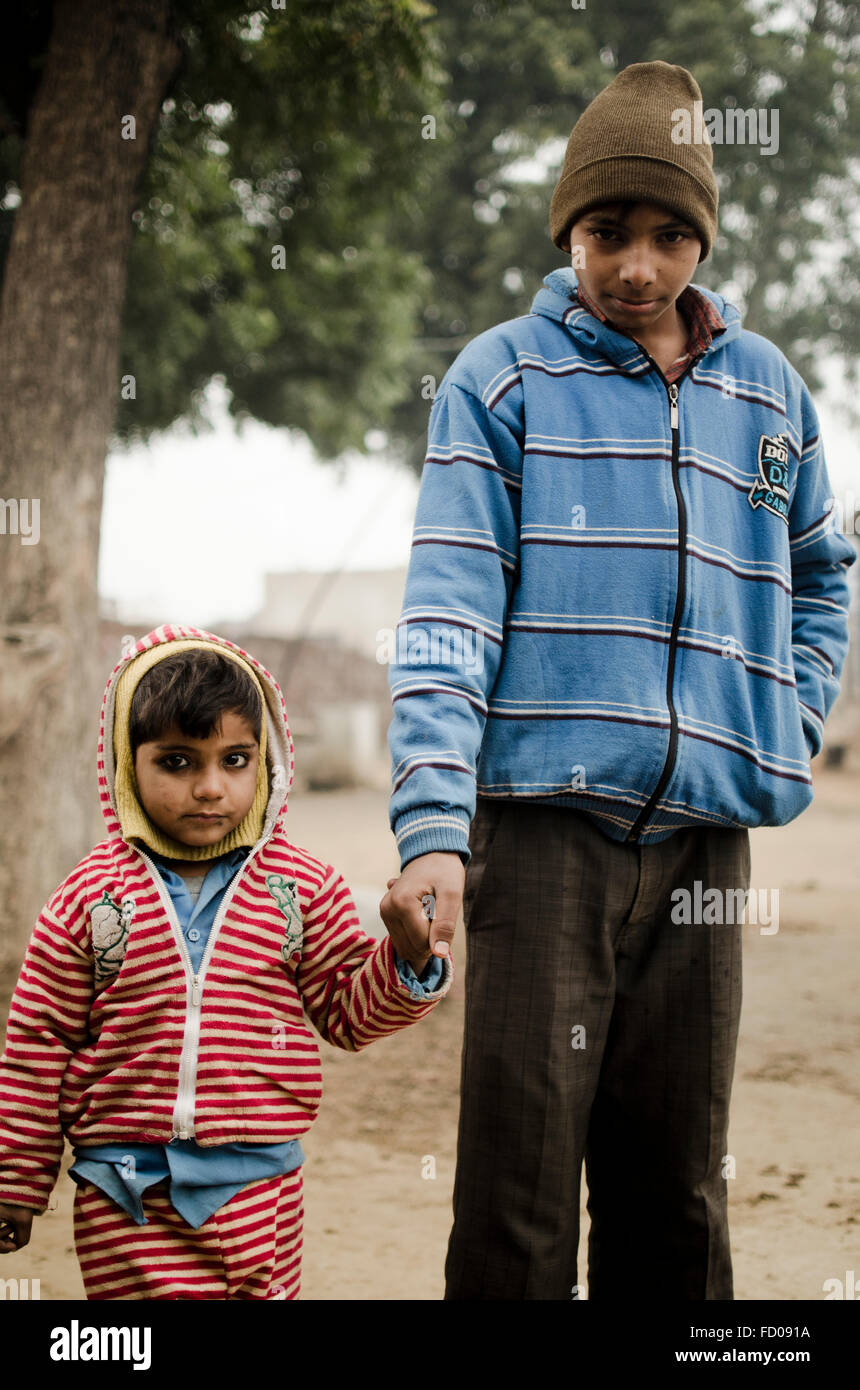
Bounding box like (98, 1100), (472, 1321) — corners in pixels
(394, 805), (472, 870)
(0, 1188), (46, 1214)
(380, 935), (454, 1001)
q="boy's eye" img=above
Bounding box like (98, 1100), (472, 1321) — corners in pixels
(589, 229), (690, 244)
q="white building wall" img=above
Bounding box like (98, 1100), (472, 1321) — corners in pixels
(251, 568), (408, 663)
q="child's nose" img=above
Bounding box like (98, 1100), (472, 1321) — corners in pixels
(618, 244), (657, 285)
(192, 766), (225, 799)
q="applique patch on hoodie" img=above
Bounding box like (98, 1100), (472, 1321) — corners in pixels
(90, 891), (135, 984)
(266, 874), (304, 962)
(748, 433), (790, 522)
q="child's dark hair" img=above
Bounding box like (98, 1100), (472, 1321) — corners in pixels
(129, 650), (263, 754)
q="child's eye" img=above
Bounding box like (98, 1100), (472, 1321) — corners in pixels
(158, 754), (189, 771)
(224, 752), (251, 768)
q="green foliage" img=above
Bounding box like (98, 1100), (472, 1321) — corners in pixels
(0, 1), (53, 263)
(387, 0), (859, 466)
(0, 0), (856, 466)
(0, 0), (444, 458)
(116, 0), (442, 456)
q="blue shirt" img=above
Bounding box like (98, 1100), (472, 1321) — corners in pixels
(70, 847), (443, 1227)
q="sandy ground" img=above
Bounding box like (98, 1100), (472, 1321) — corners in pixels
(2, 767), (858, 1301)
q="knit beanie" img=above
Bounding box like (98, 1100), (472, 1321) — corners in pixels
(112, 640), (270, 861)
(549, 61), (719, 262)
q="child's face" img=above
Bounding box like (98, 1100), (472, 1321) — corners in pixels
(568, 201), (702, 331)
(133, 710), (260, 850)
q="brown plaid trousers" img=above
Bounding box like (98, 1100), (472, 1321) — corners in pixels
(444, 797), (750, 1301)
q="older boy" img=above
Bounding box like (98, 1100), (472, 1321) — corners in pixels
(0, 625), (451, 1299)
(380, 61), (855, 1299)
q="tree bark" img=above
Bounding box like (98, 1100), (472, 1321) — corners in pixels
(0, 0), (180, 989)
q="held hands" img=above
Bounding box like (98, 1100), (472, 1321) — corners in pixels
(379, 851), (465, 977)
(0, 1202), (34, 1253)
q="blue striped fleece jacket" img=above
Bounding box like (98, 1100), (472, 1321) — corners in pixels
(387, 266), (856, 866)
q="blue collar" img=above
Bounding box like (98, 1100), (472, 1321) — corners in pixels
(530, 266), (741, 370)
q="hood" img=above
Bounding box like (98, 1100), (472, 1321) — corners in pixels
(530, 266), (742, 367)
(97, 624), (295, 847)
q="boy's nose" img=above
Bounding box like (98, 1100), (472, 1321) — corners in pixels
(617, 245), (657, 286)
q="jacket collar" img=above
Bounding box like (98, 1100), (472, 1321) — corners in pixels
(530, 266), (742, 371)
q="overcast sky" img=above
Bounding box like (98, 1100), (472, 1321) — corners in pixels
(98, 392), (422, 628)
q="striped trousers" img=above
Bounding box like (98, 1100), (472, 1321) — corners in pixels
(73, 1168), (303, 1300)
(445, 798), (749, 1301)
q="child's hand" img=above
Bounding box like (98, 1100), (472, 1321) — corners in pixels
(0, 1202), (34, 1253)
(380, 851), (464, 975)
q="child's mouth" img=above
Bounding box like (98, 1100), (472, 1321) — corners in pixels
(610, 295), (659, 314)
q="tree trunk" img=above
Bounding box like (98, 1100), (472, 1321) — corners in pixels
(0, 0), (180, 993)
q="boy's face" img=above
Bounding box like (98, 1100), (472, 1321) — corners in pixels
(568, 201), (701, 333)
(133, 710), (260, 849)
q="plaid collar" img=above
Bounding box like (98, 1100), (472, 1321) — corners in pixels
(574, 281), (726, 382)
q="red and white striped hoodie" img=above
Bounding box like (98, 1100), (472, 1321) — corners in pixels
(0, 625), (452, 1213)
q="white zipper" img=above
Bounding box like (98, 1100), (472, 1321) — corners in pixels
(135, 833), (270, 1141)
(669, 381), (679, 429)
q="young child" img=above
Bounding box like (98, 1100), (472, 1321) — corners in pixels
(380, 61), (855, 1299)
(0, 624), (452, 1299)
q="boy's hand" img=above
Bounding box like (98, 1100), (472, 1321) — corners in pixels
(0, 1202), (34, 1253)
(380, 851), (465, 976)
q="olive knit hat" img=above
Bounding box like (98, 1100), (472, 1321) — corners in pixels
(549, 60), (719, 262)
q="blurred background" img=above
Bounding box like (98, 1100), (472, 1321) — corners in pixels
(0, 0), (857, 1300)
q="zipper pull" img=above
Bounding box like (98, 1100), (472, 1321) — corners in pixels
(191, 976), (202, 1007)
(669, 383), (679, 429)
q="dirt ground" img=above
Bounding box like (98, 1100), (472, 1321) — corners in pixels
(2, 767), (858, 1301)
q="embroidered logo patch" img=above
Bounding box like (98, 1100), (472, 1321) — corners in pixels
(90, 891), (135, 984)
(266, 874), (304, 962)
(748, 433), (789, 522)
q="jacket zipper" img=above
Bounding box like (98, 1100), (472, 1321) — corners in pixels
(625, 355), (694, 843)
(135, 837), (268, 1141)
